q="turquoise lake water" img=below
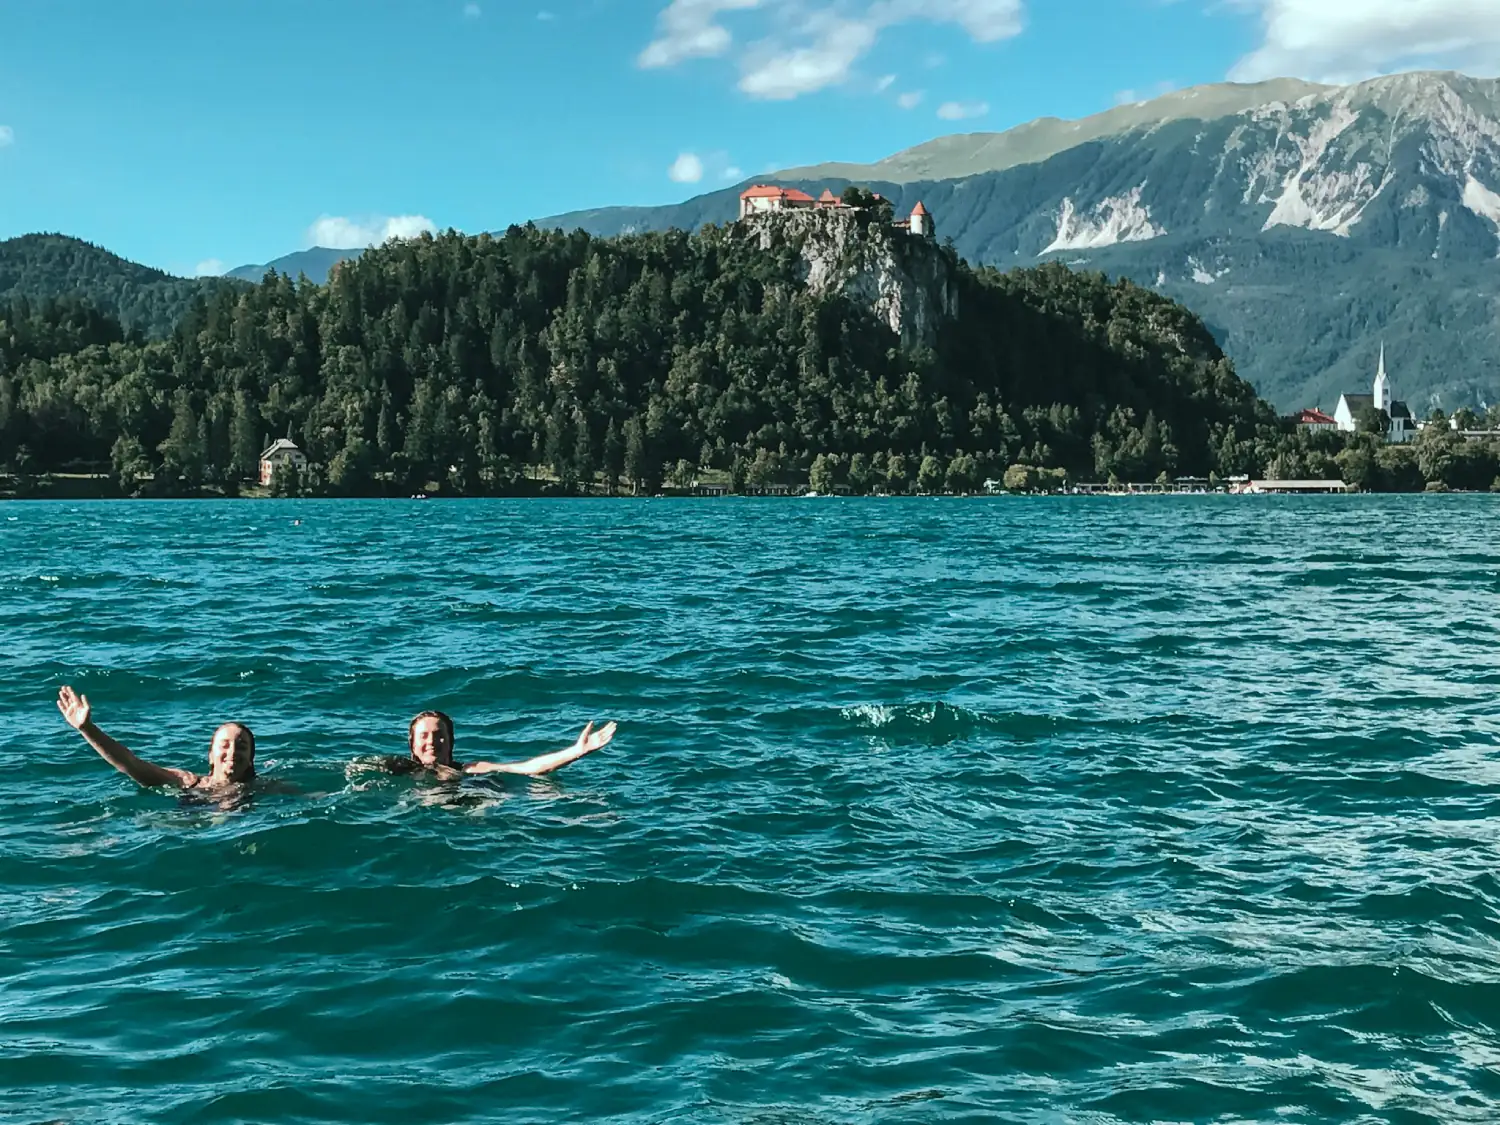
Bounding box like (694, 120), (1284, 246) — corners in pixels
(3, 497), (1500, 1123)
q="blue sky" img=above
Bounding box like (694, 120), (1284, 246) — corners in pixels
(0, 0), (1494, 275)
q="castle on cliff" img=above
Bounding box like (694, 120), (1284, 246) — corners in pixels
(737, 185), (934, 238)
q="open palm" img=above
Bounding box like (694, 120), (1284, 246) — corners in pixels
(577, 721), (617, 753)
(57, 685), (92, 730)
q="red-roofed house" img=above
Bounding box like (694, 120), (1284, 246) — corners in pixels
(1292, 408), (1338, 431)
(738, 185), (817, 219)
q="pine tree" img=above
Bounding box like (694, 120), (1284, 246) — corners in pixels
(573, 408), (596, 493)
(230, 392), (260, 481)
(157, 391), (204, 489)
(602, 418), (624, 494)
(623, 416), (647, 494)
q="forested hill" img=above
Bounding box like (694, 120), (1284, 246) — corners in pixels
(0, 222), (1279, 495)
(0, 234), (245, 339)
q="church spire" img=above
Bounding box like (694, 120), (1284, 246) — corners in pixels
(1374, 341), (1392, 415)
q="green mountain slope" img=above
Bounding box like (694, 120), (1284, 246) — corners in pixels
(0, 234), (245, 338)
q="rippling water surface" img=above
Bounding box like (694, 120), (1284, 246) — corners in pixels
(4, 497), (1500, 1124)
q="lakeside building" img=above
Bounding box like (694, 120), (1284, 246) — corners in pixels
(1332, 344), (1416, 443)
(1068, 478), (1213, 494)
(1413, 416), (1500, 441)
(1292, 408), (1339, 431)
(1240, 479), (1351, 494)
(259, 439), (307, 486)
(737, 185), (934, 238)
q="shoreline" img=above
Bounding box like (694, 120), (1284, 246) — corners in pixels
(2, 472), (1488, 502)
(2, 485), (1491, 501)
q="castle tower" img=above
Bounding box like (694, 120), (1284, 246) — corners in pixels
(909, 201), (932, 238)
(1373, 341), (1392, 415)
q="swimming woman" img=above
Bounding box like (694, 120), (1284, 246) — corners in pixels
(393, 710), (617, 779)
(56, 685), (257, 790)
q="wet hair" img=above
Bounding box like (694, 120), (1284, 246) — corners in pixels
(407, 711), (455, 755)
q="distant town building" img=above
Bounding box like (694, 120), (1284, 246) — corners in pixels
(1292, 408), (1339, 431)
(1333, 344), (1416, 443)
(259, 439), (307, 486)
(737, 185), (935, 238)
(1243, 479), (1352, 494)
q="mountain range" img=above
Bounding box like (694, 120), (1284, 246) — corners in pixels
(527, 70), (1500, 413)
(224, 247), (361, 283)
(11, 70), (1500, 413)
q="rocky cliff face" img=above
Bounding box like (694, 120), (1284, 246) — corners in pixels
(738, 209), (958, 350)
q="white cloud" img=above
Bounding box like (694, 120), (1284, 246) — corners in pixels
(463, 2), (482, 17)
(0, 126), (13, 147)
(640, 0), (765, 68)
(537, 9), (555, 19)
(937, 99), (990, 120)
(875, 73), (896, 91)
(897, 90), (924, 109)
(920, 0), (1024, 41)
(739, 14), (878, 98)
(307, 214), (438, 249)
(640, 0), (1023, 99)
(1230, 0), (1500, 83)
(668, 150), (743, 184)
(193, 259), (226, 277)
(669, 152), (706, 182)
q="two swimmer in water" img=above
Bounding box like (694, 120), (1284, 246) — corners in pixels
(55, 684), (617, 792)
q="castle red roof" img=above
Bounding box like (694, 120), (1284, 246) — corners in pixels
(819, 189), (839, 203)
(911, 201), (929, 216)
(740, 185), (815, 202)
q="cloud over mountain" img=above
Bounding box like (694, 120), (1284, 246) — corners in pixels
(1232, 0), (1500, 83)
(638, 0), (1024, 99)
(306, 214), (438, 250)
(937, 100), (989, 120)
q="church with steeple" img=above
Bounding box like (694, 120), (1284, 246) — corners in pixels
(1333, 344), (1417, 444)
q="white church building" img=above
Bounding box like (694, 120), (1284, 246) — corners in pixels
(1333, 345), (1417, 444)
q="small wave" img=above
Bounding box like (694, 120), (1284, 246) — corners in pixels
(836, 701), (1199, 744)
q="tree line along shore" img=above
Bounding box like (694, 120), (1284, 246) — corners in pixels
(1, 222), (1496, 500)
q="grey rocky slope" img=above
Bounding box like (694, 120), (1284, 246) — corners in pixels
(537, 71), (1500, 412)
